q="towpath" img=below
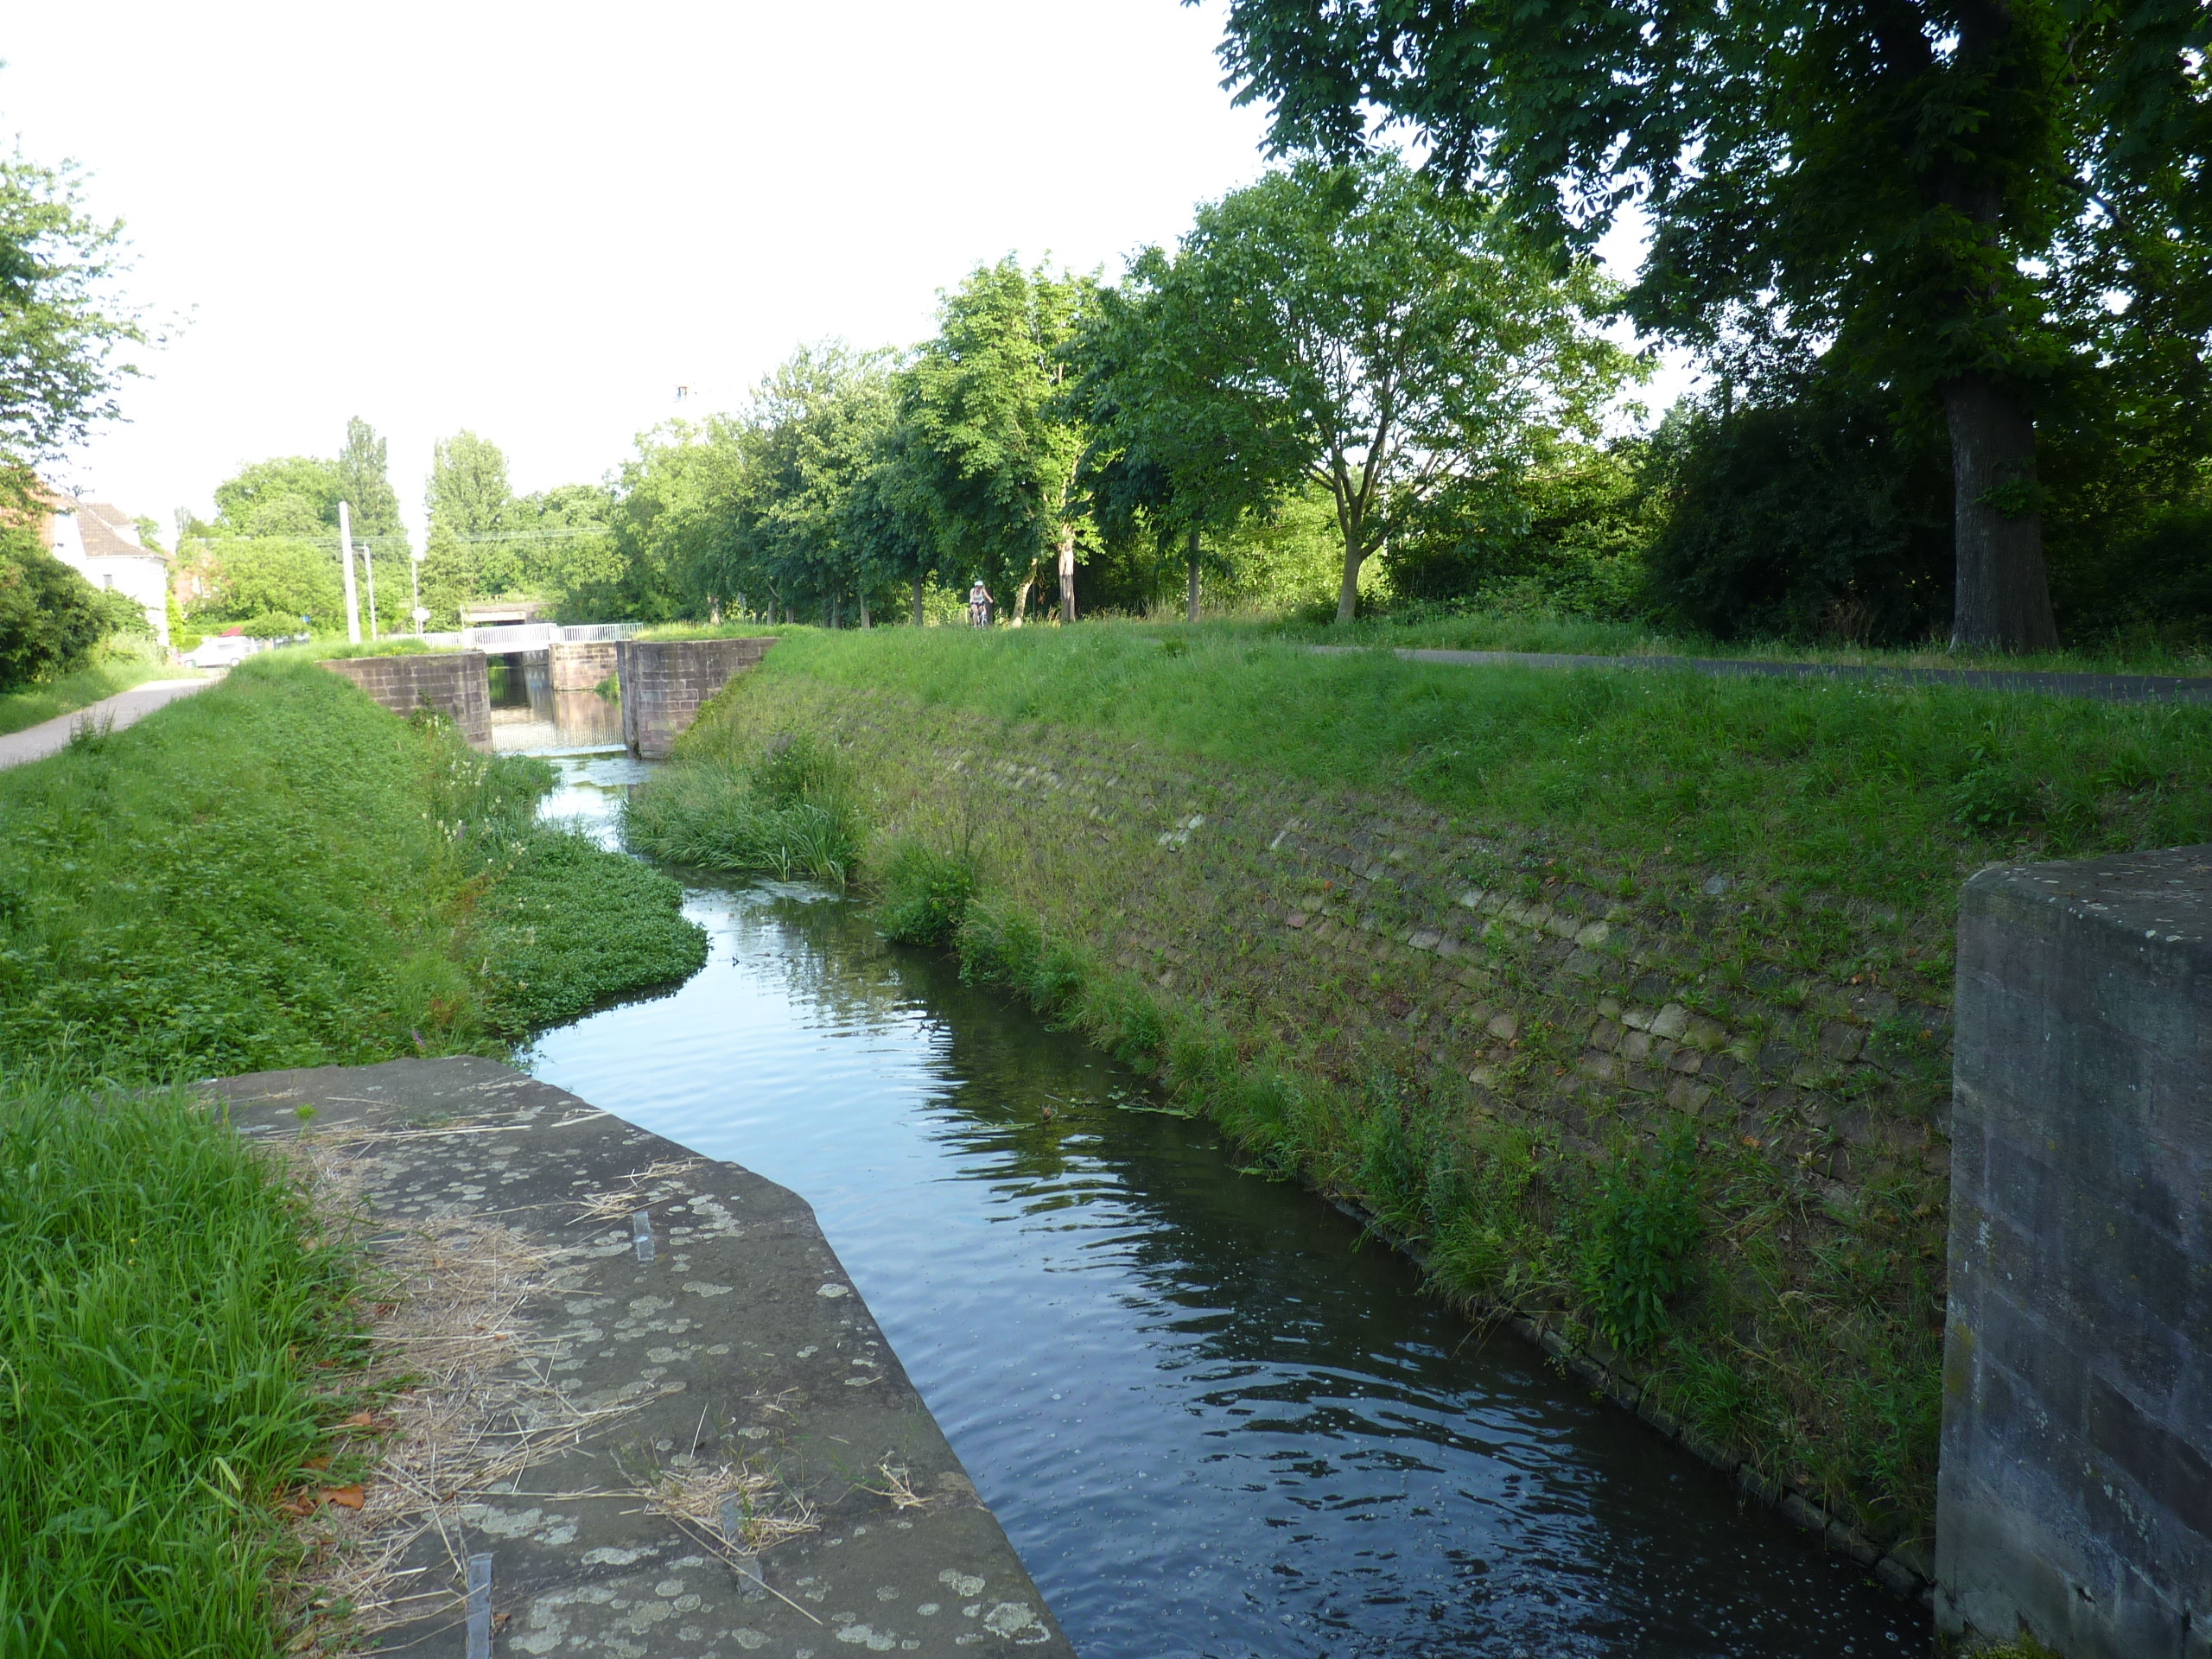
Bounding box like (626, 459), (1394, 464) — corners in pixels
(0, 676), (213, 771)
(1314, 644), (2212, 704)
(213, 1056), (1071, 1657)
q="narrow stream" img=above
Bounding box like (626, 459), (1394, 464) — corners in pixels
(499, 694), (1923, 1658)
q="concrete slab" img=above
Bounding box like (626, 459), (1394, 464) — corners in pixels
(210, 1056), (1071, 1658)
(0, 676), (212, 770)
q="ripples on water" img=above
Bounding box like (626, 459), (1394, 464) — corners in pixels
(526, 747), (1922, 1658)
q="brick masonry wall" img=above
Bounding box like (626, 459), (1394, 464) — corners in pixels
(696, 679), (1956, 1595)
(548, 641), (619, 693)
(1937, 845), (2212, 1659)
(617, 638), (778, 758)
(321, 652), (491, 750)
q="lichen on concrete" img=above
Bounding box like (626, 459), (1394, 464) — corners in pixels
(212, 1055), (1071, 1657)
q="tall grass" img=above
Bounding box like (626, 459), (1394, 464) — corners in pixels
(0, 656), (708, 1653)
(0, 1077), (366, 1654)
(620, 734), (862, 886)
(0, 658), (704, 1077)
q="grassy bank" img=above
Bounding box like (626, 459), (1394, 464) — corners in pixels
(631, 620), (2210, 1573)
(0, 657), (707, 1653)
(0, 657), (186, 739)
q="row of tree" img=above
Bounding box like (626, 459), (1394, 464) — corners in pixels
(541, 152), (1639, 632)
(178, 18), (2212, 652)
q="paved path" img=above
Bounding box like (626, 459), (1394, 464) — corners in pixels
(0, 677), (213, 771)
(1314, 645), (2212, 704)
(215, 1057), (1072, 1658)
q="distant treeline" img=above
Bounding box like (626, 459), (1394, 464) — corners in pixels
(187, 154), (2211, 651)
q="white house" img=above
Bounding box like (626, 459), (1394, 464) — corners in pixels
(41, 494), (171, 646)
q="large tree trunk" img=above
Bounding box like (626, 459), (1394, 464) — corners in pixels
(1186, 524), (1202, 623)
(1945, 375), (2057, 652)
(1057, 527), (1077, 624)
(1012, 564), (1037, 627)
(1335, 543), (1363, 624)
(859, 591), (869, 630)
(912, 573), (925, 627)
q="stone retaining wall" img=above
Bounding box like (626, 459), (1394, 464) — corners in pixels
(618, 637), (777, 758)
(1937, 845), (2212, 1658)
(697, 678), (1957, 1595)
(320, 652), (491, 750)
(548, 640), (619, 692)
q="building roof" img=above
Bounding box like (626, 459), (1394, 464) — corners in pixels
(48, 493), (169, 563)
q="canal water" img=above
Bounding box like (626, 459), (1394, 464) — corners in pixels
(506, 704), (1924, 1657)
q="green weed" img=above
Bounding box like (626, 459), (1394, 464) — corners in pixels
(0, 1077), (369, 1652)
(1577, 1122), (1706, 1355)
(620, 734), (861, 887)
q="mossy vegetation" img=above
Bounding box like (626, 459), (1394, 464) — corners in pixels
(643, 620), (2211, 1560)
(0, 656), (706, 1652)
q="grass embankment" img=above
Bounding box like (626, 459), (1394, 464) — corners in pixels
(0, 657), (187, 739)
(629, 620), (2211, 1564)
(0, 657), (707, 1654)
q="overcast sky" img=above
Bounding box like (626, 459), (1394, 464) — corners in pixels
(8, 1), (1679, 544)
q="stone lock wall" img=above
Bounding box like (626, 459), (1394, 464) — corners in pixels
(696, 678), (1958, 1592)
(321, 652), (492, 750)
(547, 640), (619, 693)
(617, 637), (777, 759)
(1937, 845), (2212, 1658)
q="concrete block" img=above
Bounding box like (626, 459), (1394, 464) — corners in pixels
(1938, 843), (2212, 1658)
(321, 651), (491, 750)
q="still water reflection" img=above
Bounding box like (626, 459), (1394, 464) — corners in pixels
(525, 747), (1923, 1659)
(486, 656), (622, 752)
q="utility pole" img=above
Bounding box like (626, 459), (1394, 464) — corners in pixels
(410, 546), (427, 637)
(364, 535), (379, 641)
(339, 501), (362, 645)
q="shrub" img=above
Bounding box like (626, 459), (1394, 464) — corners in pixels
(0, 527), (142, 690)
(1643, 388), (1953, 644)
(876, 837), (976, 947)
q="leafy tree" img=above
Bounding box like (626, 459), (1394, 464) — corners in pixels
(180, 537), (346, 632)
(419, 430), (517, 617)
(901, 259), (1094, 624)
(212, 456), (340, 537)
(690, 346), (910, 626)
(1116, 152), (1637, 623)
(604, 421), (734, 625)
(335, 416), (403, 537)
(427, 430), (512, 537)
(509, 483), (620, 620)
(1208, 0), (2212, 651)
(1068, 260), (1303, 620)
(0, 143), (143, 510)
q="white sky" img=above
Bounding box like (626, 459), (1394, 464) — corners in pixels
(8, 0), (1685, 545)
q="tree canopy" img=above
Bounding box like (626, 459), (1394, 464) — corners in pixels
(1085, 151), (1638, 621)
(1207, 0), (2212, 649)
(902, 258), (1094, 622)
(0, 143), (143, 507)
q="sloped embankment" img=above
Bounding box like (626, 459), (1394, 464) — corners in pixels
(666, 626), (2210, 1593)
